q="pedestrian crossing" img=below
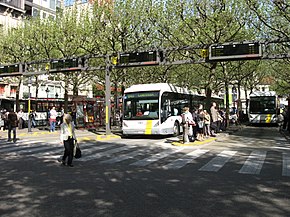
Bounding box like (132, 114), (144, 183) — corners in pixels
(0, 138), (290, 177)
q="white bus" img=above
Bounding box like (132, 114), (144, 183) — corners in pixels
(248, 91), (278, 124)
(122, 83), (223, 136)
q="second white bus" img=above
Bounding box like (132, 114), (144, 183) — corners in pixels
(248, 91), (278, 124)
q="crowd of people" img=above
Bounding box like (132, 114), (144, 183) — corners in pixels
(181, 102), (226, 143)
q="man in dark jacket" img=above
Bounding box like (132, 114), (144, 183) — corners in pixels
(7, 110), (18, 143)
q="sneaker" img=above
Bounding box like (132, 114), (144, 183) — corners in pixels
(57, 158), (66, 165)
(67, 164), (74, 167)
(7, 139), (11, 142)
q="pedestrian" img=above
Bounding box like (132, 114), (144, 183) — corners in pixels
(59, 113), (77, 167)
(7, 109), (18, 143)
(71, 108), (77, 126)
(191, 107), (198, 141)
(3, 109), (8, 131)
(204, 110), (211, 138)
(49, 106), (57, 132)
(282, 108), (288, 131)
(17, 109), (24, 129)
(210, 102), (218, 136)
(196, 105), (205, 141)
(181, 107), (194, 143)
(29, 110), (37, 128)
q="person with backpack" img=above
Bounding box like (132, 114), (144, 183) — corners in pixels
(7, 109), (18, 143)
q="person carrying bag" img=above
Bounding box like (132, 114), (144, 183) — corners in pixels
(74, 140), (82, 159)
(59, 114), (77, 167)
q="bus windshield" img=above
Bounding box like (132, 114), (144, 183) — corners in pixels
(249, 96), (276, 114)
(123, 91), (159, 120)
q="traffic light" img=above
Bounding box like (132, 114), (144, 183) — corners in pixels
(209, 42), (262, 61)
(200, 49), (208, 58)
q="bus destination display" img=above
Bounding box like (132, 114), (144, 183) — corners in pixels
(118, 51), (162, 67)
(209, 42), (262, 61)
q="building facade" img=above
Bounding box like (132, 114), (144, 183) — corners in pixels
(0, 0), (95, 112)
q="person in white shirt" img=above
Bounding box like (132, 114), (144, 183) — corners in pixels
(49, 107), (58, 132)
(17, 109), (24, 129)
(59, 113), (77, 167)
(181, 107), (194, 143)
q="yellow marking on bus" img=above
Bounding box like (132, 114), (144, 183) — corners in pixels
(265, 114), (271, 123)
(145, 120), (153, 135)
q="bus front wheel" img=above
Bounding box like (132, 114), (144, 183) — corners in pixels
(173, 121), (180, 136)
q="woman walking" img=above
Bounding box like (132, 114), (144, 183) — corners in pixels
(59, 114), (77, 167)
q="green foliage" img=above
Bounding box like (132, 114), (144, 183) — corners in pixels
(0, 0), (289, 96)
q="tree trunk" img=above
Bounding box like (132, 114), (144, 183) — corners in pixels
(64, 76), (69, 113)
(16, 78), (21, 112)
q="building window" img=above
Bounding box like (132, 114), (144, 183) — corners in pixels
(10, 86), (17, 95)
(50, 0), (56, 10)
(32, 8), (39, 17)
(0, 85), (5, 96)
(64, 0), (74, 6)
(43, 12), (47, 19)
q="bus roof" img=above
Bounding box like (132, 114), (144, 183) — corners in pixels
(124, 83), (199, 95)
(250, 91), (276, 97)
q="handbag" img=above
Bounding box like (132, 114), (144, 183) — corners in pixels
(74, 141), (82, 159)
(198, 121), (204, 128)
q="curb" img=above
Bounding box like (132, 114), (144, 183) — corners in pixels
(95, 134), (121, 141)
(172, 137), (217, 147)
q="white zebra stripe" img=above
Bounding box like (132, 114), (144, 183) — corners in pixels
(163, 149), (209, 170)
(282, 152), (290, 177)
(130, 148), (185, 167)
(199, 150), (237, 172)
(100, 149), (143, 164)
(77, 145), (136, 162)
(239, 150), (267, 175)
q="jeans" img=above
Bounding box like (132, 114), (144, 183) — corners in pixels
(50, 120), (56, 132)
(8, 126), (16, 142)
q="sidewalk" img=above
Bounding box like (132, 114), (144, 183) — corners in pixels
(171, 124), (243, 147)
(0, 126), (121, 142)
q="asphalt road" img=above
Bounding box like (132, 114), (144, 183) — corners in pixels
(0, 125), (289, 217)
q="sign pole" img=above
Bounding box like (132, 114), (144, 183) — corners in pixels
(105, 56), (111, 135)
(28, 76), (32, 132)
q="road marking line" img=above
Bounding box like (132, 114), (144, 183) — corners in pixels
(239, 150), (267, 175)
(199, 150), (237, 172)
(163, 149), (209, 170)
(130, 148), (185, 167)
(0, 140), (44, 152)
(100, 149), (143, 164)
(282, 152), (290, 177)
(77, 145), (134, 162)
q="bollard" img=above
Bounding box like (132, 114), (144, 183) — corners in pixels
(183, 122), (190, 144)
